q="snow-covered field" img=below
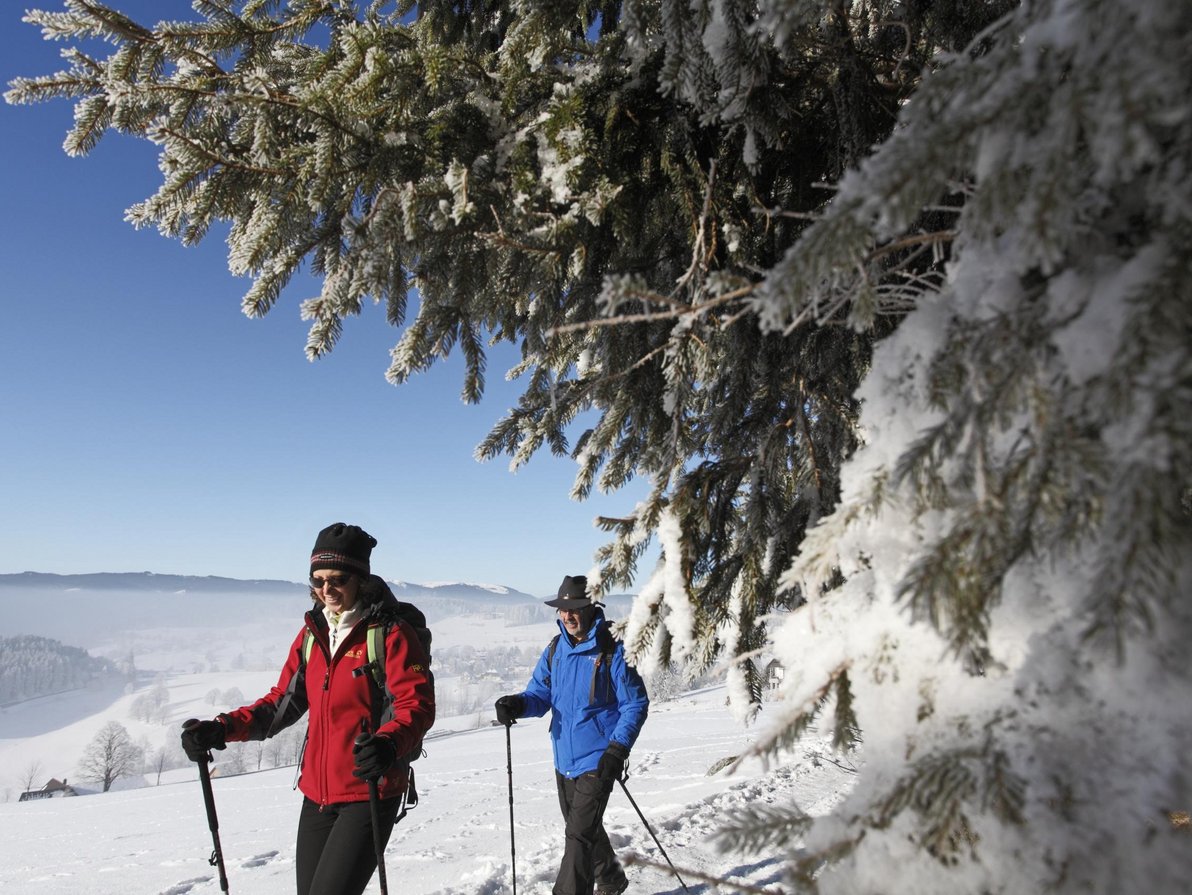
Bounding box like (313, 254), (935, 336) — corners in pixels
(0, 687), (850, 894)
(0, 585), (853, 894)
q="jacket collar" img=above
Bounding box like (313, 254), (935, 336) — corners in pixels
(555, 608), (607, 647)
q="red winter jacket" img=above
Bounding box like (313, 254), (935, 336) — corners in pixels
(221, 579), (434, 806)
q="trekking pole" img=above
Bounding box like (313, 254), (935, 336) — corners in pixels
(183, 720), (230, 893)
(493, 718), (518, 895)
(366, 775), (390, 895)
(355, 733), (390, 895)
(618, 778), (690, 894)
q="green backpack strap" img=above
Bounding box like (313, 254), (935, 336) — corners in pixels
(365, 623), (387, 696)
(303, 623), (391, 720)
(302, 625), (385, 691)
(302, 629), (315, 664)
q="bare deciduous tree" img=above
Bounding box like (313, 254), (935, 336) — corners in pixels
(77, 721), (141, 793)
(18, 759), (43, 795)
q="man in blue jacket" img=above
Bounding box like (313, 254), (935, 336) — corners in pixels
(496, 575), (650, 895)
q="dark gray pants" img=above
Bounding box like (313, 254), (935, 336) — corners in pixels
(554, 771), (627, 895)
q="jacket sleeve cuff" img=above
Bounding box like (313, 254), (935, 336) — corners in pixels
(606, 741), (630, 760)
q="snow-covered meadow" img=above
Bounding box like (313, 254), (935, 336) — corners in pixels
(1, 688), (850, 894)
(0, 577), (853, 894)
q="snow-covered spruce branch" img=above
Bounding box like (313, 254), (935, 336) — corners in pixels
(53, 2), (227, 76)
(546, 285), (755, 335)
(156, 4), (334, 40)
(673, 158), (717, 296)
(734, 661), (854, 771)
(480, 206), (564, 259)
(134, 82), (359, 138)
(713, 800), (814, 862)
(72, 0), (155, 43)
(548, 225), (951, 338)
(866, 230), (956, 265)
(154, 127), (287, 177)
(576, 343), (670, 390)
(358, 187), (405, 229)
(3, 73), (101, 106)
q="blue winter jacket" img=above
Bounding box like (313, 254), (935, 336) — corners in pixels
(520, 611), (650, 778)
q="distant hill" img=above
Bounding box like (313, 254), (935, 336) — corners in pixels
(0, 571), (304, 595)
(0, 572), (635, 648)
(0, 570), (543, 601)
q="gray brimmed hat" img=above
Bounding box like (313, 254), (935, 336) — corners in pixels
(544, 574), (591, 610)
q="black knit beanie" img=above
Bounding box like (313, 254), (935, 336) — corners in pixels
(310, 523), (376, 576)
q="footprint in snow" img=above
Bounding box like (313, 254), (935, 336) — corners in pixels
(159, 876), (210, 894)
(631, 750), (663, 772)
(606, 829), (634, 849)
(242, 850), (280, 867)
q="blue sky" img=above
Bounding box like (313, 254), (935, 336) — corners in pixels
(0, 2), (651, 596)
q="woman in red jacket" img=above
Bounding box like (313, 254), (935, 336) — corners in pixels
(181, 523), (435, 895)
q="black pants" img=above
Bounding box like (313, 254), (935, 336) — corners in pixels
(554, 772), (627, 895)
(295, 795), (400, 895)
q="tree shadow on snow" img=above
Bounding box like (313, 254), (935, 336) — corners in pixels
(642, 853), (787, 895)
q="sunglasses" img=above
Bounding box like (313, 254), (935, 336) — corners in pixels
(310, 573), (353, 591)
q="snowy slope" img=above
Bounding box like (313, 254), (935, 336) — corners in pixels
(0, 688), (851, 894)
(0, 576), (853, 893)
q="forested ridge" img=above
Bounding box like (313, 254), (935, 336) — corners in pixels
(0, 635), (117, 704)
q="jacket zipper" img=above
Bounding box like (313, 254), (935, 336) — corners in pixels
(318, 635), (332, 809)
(315, 621), (371, 808)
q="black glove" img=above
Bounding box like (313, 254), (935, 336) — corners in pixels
(352, 733), (397, 780)
(181, 718), (226, 762)
(494, 694), (525, 726)
(596, 742), (630, 784)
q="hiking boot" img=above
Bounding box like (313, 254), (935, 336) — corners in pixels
(595, 878), (629, 895)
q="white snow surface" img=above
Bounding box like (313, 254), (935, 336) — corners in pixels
(0, 614), (852, 895)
